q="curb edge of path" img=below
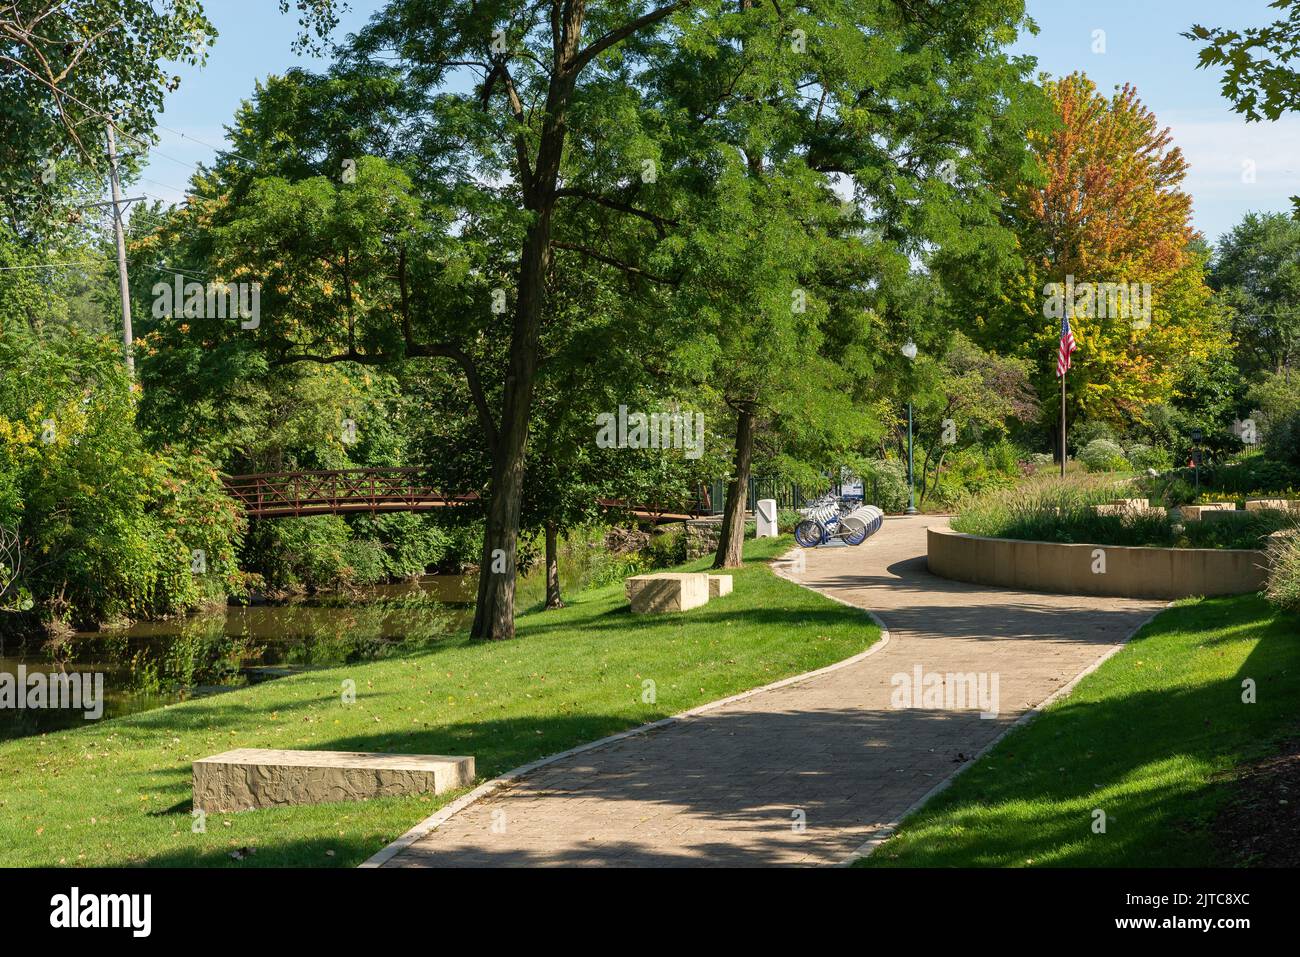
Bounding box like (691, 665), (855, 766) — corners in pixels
(359, 549), (890, 869)
(836, 602), (1170, 866)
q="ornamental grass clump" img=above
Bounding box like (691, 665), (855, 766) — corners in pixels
(1264, 528), (1300, 613)
(951, 473), (1154, 545)
(953, 474), (1293, 550)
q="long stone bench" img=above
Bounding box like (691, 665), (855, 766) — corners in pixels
(626, 572), (710, 613)
(1094, 501), (1165, 518)
(1202, 508), (1257, 523)
(193, 749), (475, 812)
(1246, 499), (1300, 512)
(1180, 503), (1236, 521)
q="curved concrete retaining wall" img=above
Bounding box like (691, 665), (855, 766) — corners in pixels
(927, 527), (1268, 600)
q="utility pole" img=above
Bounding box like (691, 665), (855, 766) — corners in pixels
(105, 123), (135, 377)
(79, 124), (144, 377)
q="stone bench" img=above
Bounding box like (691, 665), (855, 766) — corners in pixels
(1202, 508), (1256, 523)
(626, 572), (710, 613)
(193, 748), (475, 812)
(708, 574), (733, 597)
(1180, 503), (1236, 521)
(1246, 499), (1300, 512)
(1094, 501), (1164, 518)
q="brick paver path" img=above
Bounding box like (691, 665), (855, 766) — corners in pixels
(381, 515), (1162, 867)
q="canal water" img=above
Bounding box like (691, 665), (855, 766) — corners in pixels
(0, 573), (476, 741)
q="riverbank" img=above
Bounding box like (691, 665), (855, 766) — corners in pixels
(0, 523), (655, 740)
(0, 535), (881, 867)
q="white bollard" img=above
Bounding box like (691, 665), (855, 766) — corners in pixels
(755, 498), (778, 538)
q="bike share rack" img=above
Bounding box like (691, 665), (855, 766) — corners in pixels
(793, 497), (884, 548)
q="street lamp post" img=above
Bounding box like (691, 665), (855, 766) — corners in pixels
(902, 340), (918, 515)
(1191, 428), (1203, 493)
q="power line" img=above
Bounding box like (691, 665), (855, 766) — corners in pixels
(153, 123), (258, 167)
(0, 260), (110, 272)
(16, 63), (253, 179)
(0, 258), (213, 281)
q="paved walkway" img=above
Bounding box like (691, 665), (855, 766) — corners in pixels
(380, 515), (1163, 867)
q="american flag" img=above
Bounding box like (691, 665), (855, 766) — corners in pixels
(1057, 314), (1077, 377)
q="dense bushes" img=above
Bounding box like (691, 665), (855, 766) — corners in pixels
(1123, 443), (1172, 472)
(1079, 438), (1129, 472)
(0, 328), (243, 627)
(1264, 412), (1300, 467)
(1143, 456), (1300, 502)
(860, 458), (910, 511)
(1250, 373), (1300, 467)
(242, 512), (479, 593)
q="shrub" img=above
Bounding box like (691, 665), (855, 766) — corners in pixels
(777, 508), (802, 532)
(643, 526), (688, 568)
(339, 537), (389, 586)
(1265, 531), (1300, 613)
(1144, 474), (1198, 507)
(1124, 443), (1171, 472)
(0, 329), (243, 626)
(1174, 456), (1300, 497)
(860, 458), (910, 512)
(1265, 410), (1300, 467)
(1072, 420), (1117, 449)
(1079, 438), (1129, 473)
(243, 515), (352, 591)
(355, 512), (453, 579)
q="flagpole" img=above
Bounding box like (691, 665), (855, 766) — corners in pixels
(1060, 373), (1066, 478)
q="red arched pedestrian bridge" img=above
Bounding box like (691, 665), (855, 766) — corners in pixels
(222, 468), (713, 523)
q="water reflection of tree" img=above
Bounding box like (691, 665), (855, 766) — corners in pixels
(45, 595), (458, 695)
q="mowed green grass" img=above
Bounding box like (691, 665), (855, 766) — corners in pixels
(859, 594), (1300, 867)
(0, 536), (879, 868)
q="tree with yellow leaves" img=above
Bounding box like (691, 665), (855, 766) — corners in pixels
(967, 73), (1231, 443)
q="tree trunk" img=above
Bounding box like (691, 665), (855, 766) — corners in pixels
(470, 220), (552, 639)
(470, 14), (584, 640)
(713, 404), (756, 569)
(544, 521), (563, 609)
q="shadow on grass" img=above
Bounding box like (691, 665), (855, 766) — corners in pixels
(132, 599), (1296, 872)
(865, 596), (1300, 867)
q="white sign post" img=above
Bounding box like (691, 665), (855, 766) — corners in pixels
(756, 498), (778, 538)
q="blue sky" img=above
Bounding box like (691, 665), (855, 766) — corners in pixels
(134, 0), (1300, 245)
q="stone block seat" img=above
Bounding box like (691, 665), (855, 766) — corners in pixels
(1202, 507), (1256, 523)
(1094, 499), (1164, 518)
(625, 572), (710, 614)
(193, 748), (475, 812)
(708, 574), (733, 597)
(1180, 503), (1236, 521)
(1246, 499), (1300, 512)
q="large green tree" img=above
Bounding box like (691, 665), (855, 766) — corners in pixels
(180, 0), (1044, 637)
(1210, 212), (1300, 377)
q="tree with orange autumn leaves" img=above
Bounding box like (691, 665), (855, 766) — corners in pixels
(967, 72), (1230, 437)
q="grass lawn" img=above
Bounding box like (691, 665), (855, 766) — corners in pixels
(0, 536), (879, 868)
(859, 593), (1300, 867)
